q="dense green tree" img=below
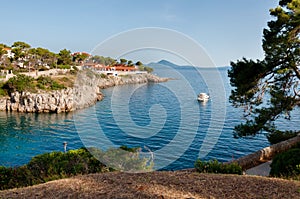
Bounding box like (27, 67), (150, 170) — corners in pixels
(12, 41), (31, 50)
(91, 55), (116, 66)
(11, 41), (31, 65)
(120, 58), (127, 65)
(11, 47), (24, 61)
(57, 49), (72, 65)
(127, 60), (133, 66)
(135, 61), (143, 66)
(228, 0), (300, 139)
(72, 53), (89, 64)
(28, 47), (57, 69)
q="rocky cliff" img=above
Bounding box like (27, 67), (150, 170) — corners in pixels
(0, 72), (168, 113)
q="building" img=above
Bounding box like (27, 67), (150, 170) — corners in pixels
(83, 63), (146, 76)
(3, 47), (14, 58)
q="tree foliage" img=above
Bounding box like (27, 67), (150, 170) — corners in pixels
(12, 41), (31, 49)
(57, 49), (72, 65)
(120, 58), (127, 65)
(72, 53), (89, 64)
(90, 55), (117, 66)
(228, 0), (300, 139)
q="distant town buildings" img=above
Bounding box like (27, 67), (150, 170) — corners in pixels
(83, 63), (146, 76)
(0, 45), (148, 80)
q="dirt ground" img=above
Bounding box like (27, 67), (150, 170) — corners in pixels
(1, 170), (299, 199)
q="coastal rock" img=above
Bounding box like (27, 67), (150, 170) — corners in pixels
(0, 98), (8, 111)
(0, 72), (168, 113)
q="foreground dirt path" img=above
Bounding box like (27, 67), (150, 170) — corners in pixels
(1, 170), (299, 199)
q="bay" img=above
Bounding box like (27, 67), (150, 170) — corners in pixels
(0, 63), (298, 170)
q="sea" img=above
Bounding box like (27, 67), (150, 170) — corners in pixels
(0, 61), (299, 170)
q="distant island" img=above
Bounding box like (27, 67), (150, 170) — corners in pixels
(0, 41), (168, 113)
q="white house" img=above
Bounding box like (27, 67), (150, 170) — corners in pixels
(3, 47), (14, 58)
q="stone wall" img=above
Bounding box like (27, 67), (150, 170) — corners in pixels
(0, 72), (168, 113)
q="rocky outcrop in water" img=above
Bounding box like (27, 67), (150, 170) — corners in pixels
(0, 72), (168, 113)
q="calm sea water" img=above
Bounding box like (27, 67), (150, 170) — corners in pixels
(0, 63), (299, 170)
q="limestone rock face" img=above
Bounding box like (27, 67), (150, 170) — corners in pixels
(0, 72), (168, 113)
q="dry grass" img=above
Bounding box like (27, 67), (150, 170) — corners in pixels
(1, 170), (299, 199)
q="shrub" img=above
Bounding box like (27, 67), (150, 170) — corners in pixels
(0, 148), (107, 190)
(194, 159), (242, 175)
(2, 74), (35, 94)
(0, 166), (35, 190)
(270, 148), (300, 178)
(0, 146), (152, 190)
(267, 130), (299, 144)
(51, 81), (66, 90)
(27, 148), (106, 182)
(37, 76), (52, 86)
(36, 76), (66, 90)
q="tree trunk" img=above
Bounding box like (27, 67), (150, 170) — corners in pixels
(228, 134), (300, 170)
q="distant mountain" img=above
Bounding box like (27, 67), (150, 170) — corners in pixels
(149, 60), (230, 69)
(147, 60), (180, 70)
(157, 60), (179, 67)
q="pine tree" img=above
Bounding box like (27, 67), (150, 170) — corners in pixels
(228, 0), (300, 139)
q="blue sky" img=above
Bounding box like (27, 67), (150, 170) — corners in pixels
(1, 0), (278, 66)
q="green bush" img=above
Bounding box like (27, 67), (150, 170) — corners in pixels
(267, 130), (299, 144)
(37, 76), (66, 90)
(27, 148), (106, 183)
(51, 81), (66, 90)
(0, 148), (107, 190)
(37, 76), (52, 85)
(0, 146), (153, 190)
(2, 74), (35, 94)
(270, 148), (300, 179)
(194, 159), (242, 175)
(0, 166), (35, 190)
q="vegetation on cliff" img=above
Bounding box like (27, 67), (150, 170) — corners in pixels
(0, 74), (68, 96)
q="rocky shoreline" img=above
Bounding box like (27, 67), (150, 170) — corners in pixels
(0, 72), (168, 113)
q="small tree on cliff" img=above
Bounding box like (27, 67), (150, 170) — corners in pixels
(228, 0), (300, 140)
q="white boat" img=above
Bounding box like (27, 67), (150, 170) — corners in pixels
(197, 93), (209, 102)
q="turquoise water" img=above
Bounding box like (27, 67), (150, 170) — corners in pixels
(0, 64), (298, 170)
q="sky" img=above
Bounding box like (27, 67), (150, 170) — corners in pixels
(1, 0), (279, 66)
